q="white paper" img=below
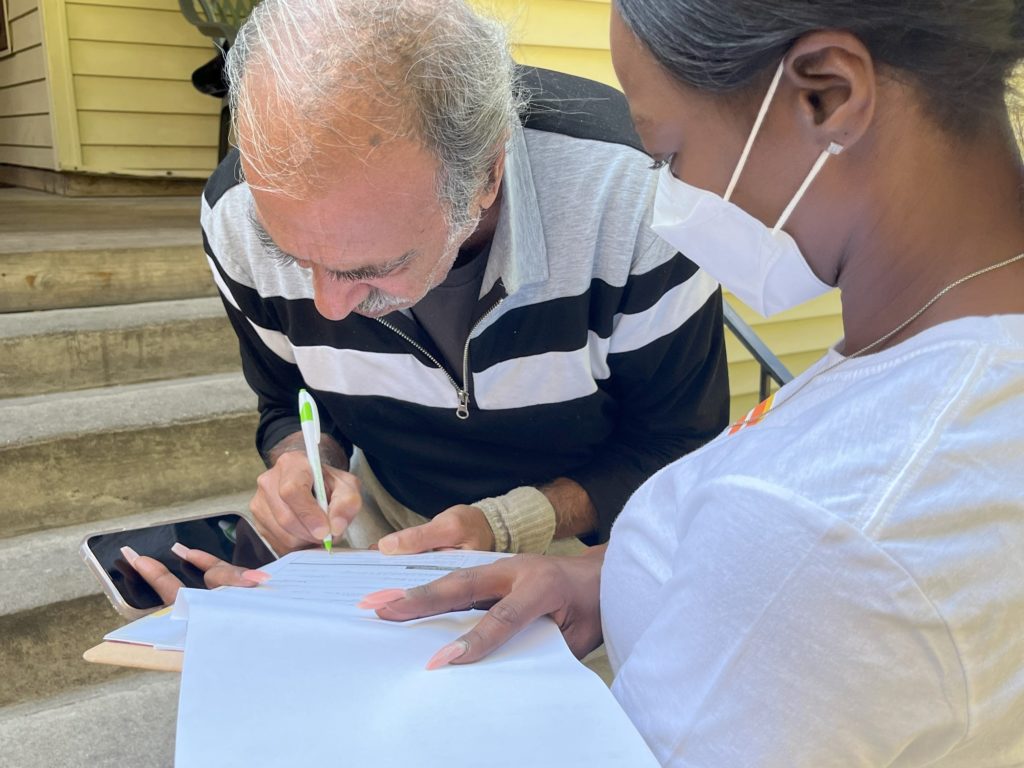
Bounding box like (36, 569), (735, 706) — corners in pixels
(104, 607), (187, 651)
(105, 550), (510, 651)
(253, 548), (511, 608)
(171, 551), (659, 767)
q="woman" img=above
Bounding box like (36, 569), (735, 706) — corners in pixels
(361, 1), (1024, 764)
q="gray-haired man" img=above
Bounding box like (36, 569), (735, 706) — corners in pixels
(199, 0), (729, 559)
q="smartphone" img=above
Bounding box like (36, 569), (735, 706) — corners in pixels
(80, 512), (277, 619)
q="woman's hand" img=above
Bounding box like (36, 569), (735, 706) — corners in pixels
(358, 547), (606, 669)
(121, 543), (271, 605)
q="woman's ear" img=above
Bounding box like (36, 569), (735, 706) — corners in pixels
(785, 31), (876, 151)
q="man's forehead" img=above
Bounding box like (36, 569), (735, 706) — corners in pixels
(247, 175), (441, 242)
(240, 60), (412, 148)
(244, 150), (447, 273)
(235, 63), (435, 199)
(247, 196), (423, 278)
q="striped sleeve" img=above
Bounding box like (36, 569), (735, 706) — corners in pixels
(567, 251), (730, 541)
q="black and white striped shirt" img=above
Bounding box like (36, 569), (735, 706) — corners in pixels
(201, 67), (729, 541)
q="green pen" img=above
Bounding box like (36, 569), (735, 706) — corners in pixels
(298, 388), (332, 554)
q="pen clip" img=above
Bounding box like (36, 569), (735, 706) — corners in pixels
(298, 389), (321, 444)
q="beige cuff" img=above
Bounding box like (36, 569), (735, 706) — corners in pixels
(474, 486), (557, 554)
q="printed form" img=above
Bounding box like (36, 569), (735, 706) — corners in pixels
(146, 550), (658, 767)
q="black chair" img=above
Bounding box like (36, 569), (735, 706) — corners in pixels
(178, 0), (258, 162)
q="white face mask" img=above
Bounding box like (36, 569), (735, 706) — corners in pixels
(650, 61), (844, 317)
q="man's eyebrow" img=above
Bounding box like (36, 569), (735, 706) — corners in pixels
(327, 249), (417, 282)
(247, 206), (298, 261)
(246, 205), (418, 280)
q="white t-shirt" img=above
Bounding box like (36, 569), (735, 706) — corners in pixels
(602, 315), (1024, 767)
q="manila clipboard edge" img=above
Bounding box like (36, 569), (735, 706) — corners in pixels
(84, 641), (183, 673)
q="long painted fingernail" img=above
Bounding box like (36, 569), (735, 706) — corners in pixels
(120, 546), (140, 565)
(170, 542), (190, 559)
(426, 640), (468, 671)
(378, 535), (398, 554)
(356, 588), (406, 609)
(242, 570), (271, 583)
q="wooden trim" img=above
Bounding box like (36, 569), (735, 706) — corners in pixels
(37, 0), (81, 169)
(0, 162), (206, 195)
(0, 0), (11, 57)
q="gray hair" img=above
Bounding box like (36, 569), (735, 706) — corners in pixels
(226, 0), (522, 233)
(614, 0), (1024, 137)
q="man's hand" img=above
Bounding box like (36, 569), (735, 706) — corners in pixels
(377, 505), (495, 554)
(358, 548), (605, 667)
(250, 451), (362, 554)
(120, 543), (270, 605)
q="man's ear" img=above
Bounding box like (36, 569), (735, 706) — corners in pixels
(477, 147), (506, 211)
(784, 31), (877, 151)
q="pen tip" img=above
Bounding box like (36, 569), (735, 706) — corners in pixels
(324, 535), (333, 555)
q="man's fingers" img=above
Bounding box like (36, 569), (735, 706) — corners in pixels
(324, 469), (361, 538)
(275, 462), (328, 540)
(258, 463), (322, 543)
(253, 456), (365, 549)
(249, 494), (307, 554)
(378, 516), (458, 555)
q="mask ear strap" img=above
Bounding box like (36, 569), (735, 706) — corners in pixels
(723, 60), (786, 203)
(773, 141), (844, 234)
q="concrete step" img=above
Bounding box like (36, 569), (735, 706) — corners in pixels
(0, 244), (216, 312)
(0, 373), (265, 539)
(1, 593), (141, 709)
(0, 494), (251, 711)
(0, 188), (213, 312)
(0, 298), (239, 398)
(0, 673), (177, 768)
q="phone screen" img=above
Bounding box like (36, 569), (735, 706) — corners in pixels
(86, 514), (277, 611)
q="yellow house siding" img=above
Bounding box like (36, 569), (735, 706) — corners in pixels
(0, 0), (57, 169)
(478, 0), (843, 416)
(514, 44), (617, 87)
(475, 0), (618, 87)
(63, 0), (220, 176)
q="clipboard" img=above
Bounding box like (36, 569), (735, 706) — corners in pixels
(84, 641), (183, 672)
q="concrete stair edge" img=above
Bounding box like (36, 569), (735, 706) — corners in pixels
(0, 297), (240, 398)
(0, 296), (227, 338)
(0, 372), (257, 448)
(0, 244), (216, 313)
(0, 232), (201, 256)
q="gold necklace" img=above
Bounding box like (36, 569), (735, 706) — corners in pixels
(734, 250), (1024, 429)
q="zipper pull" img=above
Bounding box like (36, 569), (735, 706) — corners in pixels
(456, 390), (470, 420)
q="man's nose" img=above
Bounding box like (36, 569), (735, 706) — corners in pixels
(312, 271), (369, 321)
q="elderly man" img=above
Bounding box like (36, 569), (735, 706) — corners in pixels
(201, 0), (729, 558)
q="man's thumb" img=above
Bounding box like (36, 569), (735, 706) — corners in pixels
(378, 518), (449, 555)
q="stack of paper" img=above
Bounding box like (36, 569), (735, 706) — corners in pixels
(109, 551), (659, 767)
